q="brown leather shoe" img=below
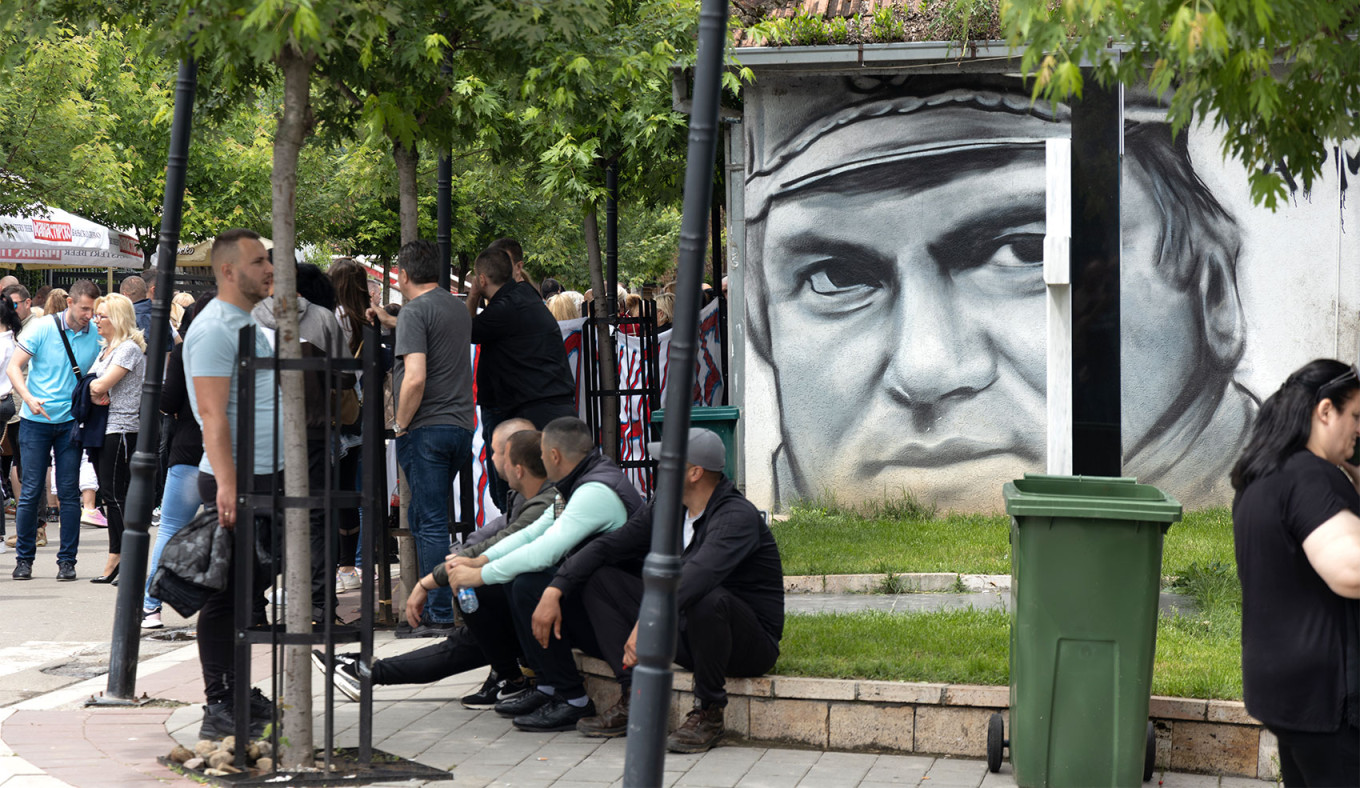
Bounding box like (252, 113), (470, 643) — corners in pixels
(666, 704), (724, 753)
(576, 694), (629, 738)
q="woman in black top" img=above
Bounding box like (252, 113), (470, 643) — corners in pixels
(139, 292), (212, 629)
(1231, 358), (1360, 786)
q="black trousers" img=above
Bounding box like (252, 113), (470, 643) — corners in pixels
(458, 581), (528, 681)
(370, 625), (487, 685)
(1273, 724), (1360, 787)
(307, 437), (339, 621)
(90, 432), (135, 555)
(196, 471), (277, 704)
(335, 445), (361, 568)
(581, 565), (779, 707)
(504, 569), (602, 698)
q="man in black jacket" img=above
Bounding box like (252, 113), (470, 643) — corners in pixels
(531, 428), (784, 753)
(465, 245), (576, 510)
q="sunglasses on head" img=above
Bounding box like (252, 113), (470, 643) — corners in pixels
(1318, 365), (1359, 400)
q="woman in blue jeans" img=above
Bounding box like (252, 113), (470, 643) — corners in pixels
(142, 293), (210, 628)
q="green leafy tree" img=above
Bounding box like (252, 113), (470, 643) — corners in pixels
(513, 0), (697, 455)
(1002, 0), (1360, 208)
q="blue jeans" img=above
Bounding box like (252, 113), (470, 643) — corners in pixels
(144, 464), (203, 611)
(15, 418), (82, 563)
(396, 424), (472, 624)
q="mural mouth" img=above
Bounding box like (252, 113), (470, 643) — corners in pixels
(862, 438), (1032, 471)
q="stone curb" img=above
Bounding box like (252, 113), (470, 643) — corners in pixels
(577, 656), (1274, 781)
(784, 573), (1011, 594)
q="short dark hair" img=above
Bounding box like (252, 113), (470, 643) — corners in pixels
(398, 240), (440, 285)
(475, 247), (513, 287)
(119, 274), (148, 300)
(489, 238), (523, 263)
(542, 417), (594, 459)
(3, 284), (30, 302)
(540, 278), (563, 299)
(507, 430), (547, 477)
(212, 228), (263, 268)
(68, 280), (100, 302)
(296, 263), (337, 311)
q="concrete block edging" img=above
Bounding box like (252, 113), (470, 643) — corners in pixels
(576, 655), (1274, 781)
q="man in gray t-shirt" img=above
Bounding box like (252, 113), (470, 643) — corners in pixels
(372, 240), (474, 630)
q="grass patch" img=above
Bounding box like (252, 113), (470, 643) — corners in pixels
(774, 494), (1009, 576)
(776, 606), (1243, 700)
(774, 508), (1245, 700)
(773, 500), (1236, 581)
(774, 609), (1010, 685)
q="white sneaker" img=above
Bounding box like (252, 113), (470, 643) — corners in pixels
(335, 569), (361, 593)
(141, 609), (163, 629)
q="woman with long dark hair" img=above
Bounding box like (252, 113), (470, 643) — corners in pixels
(0, 297), (22, 544)
(329, 258), (373, 591)
(1231, 358), (1360, 786)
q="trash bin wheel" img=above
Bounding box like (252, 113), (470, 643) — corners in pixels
(986, 712), (1005, 773)
(1143, 721), (1155, 782)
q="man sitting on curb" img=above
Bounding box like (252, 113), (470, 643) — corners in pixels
(532, 428), (784, 753)
(311, 422), (550, 703)
(446, 416), (644, 733)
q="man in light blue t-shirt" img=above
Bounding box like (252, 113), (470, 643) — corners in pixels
(6, 279), (101, 581)
(182, 228), (282, 740)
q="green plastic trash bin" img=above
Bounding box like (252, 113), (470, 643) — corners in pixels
(989, 474), (1182, 788)
(650, 406), (740, 483)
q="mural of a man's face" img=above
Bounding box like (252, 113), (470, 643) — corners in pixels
(747, 83), (1247, 508)
(760, 148), (1049, 503)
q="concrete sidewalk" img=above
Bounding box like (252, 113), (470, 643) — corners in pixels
(0, 632), (1275, 788)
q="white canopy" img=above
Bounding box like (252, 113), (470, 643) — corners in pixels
(0, 207), (143, 269)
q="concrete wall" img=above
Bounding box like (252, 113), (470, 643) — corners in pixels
(737, 71), (1360, 512)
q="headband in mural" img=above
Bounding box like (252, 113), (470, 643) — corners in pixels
(746, 88), (1076, 221)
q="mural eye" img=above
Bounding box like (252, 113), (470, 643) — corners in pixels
(986, 234), (1044, 268)
(804, 262), (885, 296)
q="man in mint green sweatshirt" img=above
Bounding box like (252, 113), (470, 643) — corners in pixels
(445, 416), (643, 733)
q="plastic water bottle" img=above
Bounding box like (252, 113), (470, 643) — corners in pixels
(457, 587), (479, 614)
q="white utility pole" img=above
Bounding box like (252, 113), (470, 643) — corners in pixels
(1045, 138), (1073, 475)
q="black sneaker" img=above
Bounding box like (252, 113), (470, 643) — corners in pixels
(249, 687), (276, 721)
(12, 559), (31, 580)
(462, 671), (531, 710)
(495, 688), (552, 718)
(198, 701), (266, 740)
(56, 560), (75, 581)
(513, 695), (597, 732)
(310, 649), (364, 702)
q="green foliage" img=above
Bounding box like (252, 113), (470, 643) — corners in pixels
(921, 0), (1000, 46)
(870, 5), (906, 41)
(1002, 0), (1360, 208)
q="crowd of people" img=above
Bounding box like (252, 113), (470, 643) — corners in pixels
(2, 230), (783, 756)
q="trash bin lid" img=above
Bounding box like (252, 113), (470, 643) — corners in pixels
(651, 406), (741, 423)
(1003, 473), (1183, 522)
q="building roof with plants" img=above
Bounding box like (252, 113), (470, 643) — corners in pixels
(731, 0), (1004, 48)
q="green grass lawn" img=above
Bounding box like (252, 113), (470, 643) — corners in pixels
(771, 502), (1244, 699)
(772, 499), (1237, 581)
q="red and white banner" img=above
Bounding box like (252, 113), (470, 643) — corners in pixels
(0, 207), (142, 268)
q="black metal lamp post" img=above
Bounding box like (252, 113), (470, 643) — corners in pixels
(99, 57), (197, 703)
(622, 0), (728, 781)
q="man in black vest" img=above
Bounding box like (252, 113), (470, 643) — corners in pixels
(446, 417), (643, 733)
(465, 245), (576, 510)
(533, 428), (785, 753)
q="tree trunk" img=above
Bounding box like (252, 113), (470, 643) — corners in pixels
(271, 44), (316, 770)
(393, 141), (419, 246)
(455, 250), (469, 294)
(584, 205), (619, 459)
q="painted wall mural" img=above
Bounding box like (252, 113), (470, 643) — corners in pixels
(739, 73), (1360, 512)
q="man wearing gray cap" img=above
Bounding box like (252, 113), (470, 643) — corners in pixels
(532, 427), (785, 753)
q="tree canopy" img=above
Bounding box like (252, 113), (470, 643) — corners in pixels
(1002, 0), (1360, 208)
